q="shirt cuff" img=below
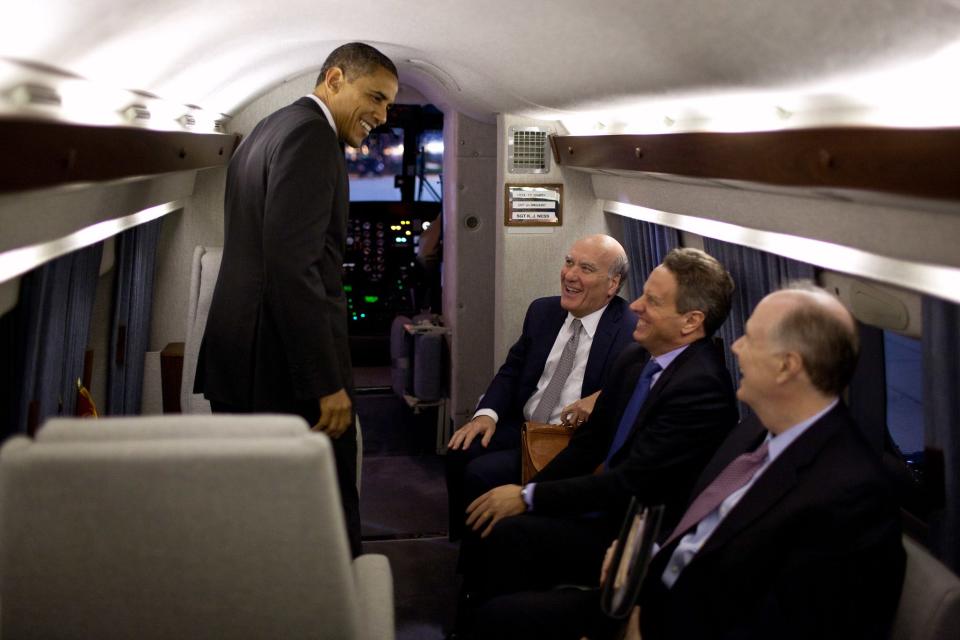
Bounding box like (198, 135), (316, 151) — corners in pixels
(473, 408), (499, 423)
(521, 483), (536, 511)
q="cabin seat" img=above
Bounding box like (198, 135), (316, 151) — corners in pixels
(181, 245), (221, 414)
(181, 245), (362, 491)
(0, 415), (394, 640)
(891, 535), (960, 640)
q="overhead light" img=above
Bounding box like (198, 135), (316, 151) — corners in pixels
(122, 104), (151, 122)
(7, 83), (61, 107)
(178, 113), (196, 128)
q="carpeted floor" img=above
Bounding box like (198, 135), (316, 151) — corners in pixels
(356, 384), (457, 639)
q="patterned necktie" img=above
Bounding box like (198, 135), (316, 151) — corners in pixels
(531, 319), (583, 423)
(661, 438), (771, 549)
(604, 358), (662, 467)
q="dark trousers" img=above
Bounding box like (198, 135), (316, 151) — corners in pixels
(456, 511), (619, 637)
(210, 399), (362, 557)
(478, 512), (618, 598)
(476, 587), (620, 640)
(445, 422), (523, 540)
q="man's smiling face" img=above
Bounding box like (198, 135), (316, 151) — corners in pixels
(326, 64), (398, 148)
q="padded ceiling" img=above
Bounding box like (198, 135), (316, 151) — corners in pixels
(3, 0), (960, 121)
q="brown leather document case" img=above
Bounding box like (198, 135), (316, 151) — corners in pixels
(520, 421), (574, 484)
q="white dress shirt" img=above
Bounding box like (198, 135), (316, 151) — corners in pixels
(661, 398), (840, 588)
(475, 304), (608, 426)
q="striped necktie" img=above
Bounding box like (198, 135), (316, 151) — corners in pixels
(531, 319), (582, 423)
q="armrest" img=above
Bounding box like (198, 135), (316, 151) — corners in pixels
(353, 553), (395, 640)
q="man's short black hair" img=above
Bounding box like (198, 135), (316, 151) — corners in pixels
(316, 42), (398, 86)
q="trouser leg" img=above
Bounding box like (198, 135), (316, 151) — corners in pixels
(445, 424), (521, 540)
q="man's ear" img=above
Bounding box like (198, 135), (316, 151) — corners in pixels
(776, 351), (804, 384)
(323, 67), (344, 93)
(680, 310), (705, 336)
(607, 274), (621, 297)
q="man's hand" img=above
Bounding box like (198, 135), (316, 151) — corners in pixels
(466, 484), (526, 538)
(313, 388), (352, 438)
(599, 539), (618, 584)
(561, 391), (600, 428)
(447, 415), (496, 450)
(625, 606), (642, 640)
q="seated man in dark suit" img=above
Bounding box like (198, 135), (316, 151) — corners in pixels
(445, 234), (638, 540)
(632, 284), (906, 639)
(464, 248), (739, 613)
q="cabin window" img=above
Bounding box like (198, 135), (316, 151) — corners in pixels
(346, 127), (404, 202)
(415, 130), (443, 202)
(884, 330), (924, 457)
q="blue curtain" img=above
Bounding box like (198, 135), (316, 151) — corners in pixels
(922, 295), (960, 572)
(9, 242), (103, 435)
(701, 238), (815, 410)
(621, 218), (680, 299)
(107, 219), (163, 415)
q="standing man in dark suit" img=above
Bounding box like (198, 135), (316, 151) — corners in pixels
(196, 42), (398, 557)
(465, 248), (738, 607)
(445, 234), (637, 540)
(634, 284), (905, 639)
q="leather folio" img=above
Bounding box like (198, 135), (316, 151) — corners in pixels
(520, 421), (574, 484)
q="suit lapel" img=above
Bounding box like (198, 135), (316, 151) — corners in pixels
(529, 302), (569, 383)
(628, 338), (709, 432)
(688, 417), (768, 498)
(583, 300), (624, 393)
(694, 405), (847, 558)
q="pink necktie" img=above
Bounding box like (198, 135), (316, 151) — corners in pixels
(661, 438), (770, 549)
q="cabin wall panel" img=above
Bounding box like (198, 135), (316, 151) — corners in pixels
(443, 113), (497, 426)
(0, 172), (195, 260)
(149, 167), (226, 353)
(591, 173), (960, 269)
(493, 116), (617, 366)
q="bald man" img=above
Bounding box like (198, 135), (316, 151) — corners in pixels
(637, 284), (906, 639)
(446, 234), (638, 540)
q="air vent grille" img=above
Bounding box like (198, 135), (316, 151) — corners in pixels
(508, 126), (550, 174)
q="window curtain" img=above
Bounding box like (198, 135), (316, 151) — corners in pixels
(621, 218), (680, 299)
(107, 218), (163, 415)
(6, 242), (103, 436)
(701, 238), (815, 412)
(922, 295), (960, 572)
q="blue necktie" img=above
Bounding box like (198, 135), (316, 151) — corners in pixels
(605, 358), (662, 468)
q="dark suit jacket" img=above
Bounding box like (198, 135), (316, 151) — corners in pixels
(197, 97), (352, 414)
(477, 295), (637, 436)
(532, 338), (739, 530)
(641, 405), (906, 640)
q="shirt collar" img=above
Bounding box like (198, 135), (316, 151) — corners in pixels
(304, 94), (337, 136)
(568, 303), (608, 339)
(766, 397), (839, 461)
(651, 343), (689, 372)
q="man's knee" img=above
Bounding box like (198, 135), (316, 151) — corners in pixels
(464, 449), (520, 497)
